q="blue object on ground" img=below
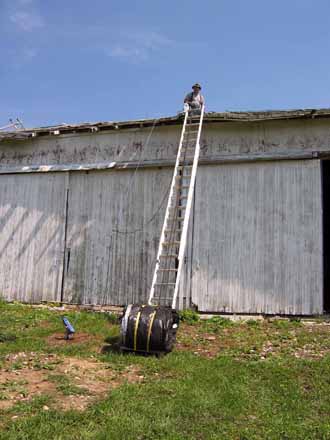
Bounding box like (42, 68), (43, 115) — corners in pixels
(62, 316), (75, 340)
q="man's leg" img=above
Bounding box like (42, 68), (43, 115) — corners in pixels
(189, 102), (201, 116)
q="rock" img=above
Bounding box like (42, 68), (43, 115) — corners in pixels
(43, 405), (50, 411)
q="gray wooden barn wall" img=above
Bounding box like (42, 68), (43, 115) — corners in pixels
(192, 160), (323, 315)
(3, 118), (330, 171)
(0, 173), (66, 302)
(63, 168), (172, 305)
(0, 159), (323, 314)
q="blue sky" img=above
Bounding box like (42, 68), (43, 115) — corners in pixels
(1, 0), (330, 127)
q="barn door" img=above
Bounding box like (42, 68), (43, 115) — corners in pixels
(191, 160), (323, 315)
(0, 173), (68, 303)
(61, 168), (171, 306)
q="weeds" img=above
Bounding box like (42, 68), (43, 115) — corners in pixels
(47, 374), (89, 396)
(201, 316), (235, 332)
(179, 309), (200, 324)
(105, 313), (119, 324)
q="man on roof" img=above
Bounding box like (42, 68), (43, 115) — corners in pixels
(184, 83), (205, 113)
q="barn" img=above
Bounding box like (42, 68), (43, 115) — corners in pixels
(0, 108), (329, 315)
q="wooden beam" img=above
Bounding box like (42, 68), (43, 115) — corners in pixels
(0, 151), (320, 176)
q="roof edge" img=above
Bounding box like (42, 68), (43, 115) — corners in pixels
(1, 108), (330, 142)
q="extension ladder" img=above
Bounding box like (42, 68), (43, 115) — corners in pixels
(148, 106), (205, 309)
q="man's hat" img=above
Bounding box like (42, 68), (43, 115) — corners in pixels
(192, 83), (202, 90)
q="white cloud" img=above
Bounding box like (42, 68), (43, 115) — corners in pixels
(10, 10), (44, 32)
(107, 30), (173, 62)
(107, 45), (148, 62)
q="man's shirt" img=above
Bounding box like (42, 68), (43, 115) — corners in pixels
(184, 92), (205, 107)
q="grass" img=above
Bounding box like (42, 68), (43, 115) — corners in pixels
(0, 302), (330, 439)
(47, 374), (89, 396)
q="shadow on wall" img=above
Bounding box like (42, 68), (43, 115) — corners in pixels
(0, 167), (171, 306)
(0, 173), (67, 302)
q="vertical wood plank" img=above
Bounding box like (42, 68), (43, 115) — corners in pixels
(0, 173), (67, 302)
(192, 160), (322, 315)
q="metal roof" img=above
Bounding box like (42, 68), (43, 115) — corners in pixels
(1, 108), (330, 142)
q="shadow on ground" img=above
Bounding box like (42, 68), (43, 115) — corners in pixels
(101, 335), (121, 354)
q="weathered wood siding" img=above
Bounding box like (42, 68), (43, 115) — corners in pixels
(191, 160), (323, 315)
(63, 168), (172, 305)
(2, 118), (330, 172)
(0, 173), (67, 302)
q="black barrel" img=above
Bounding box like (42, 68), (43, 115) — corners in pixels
(120, 304), (180, 354)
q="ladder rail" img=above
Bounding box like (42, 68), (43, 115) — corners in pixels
(171, 105), (205, 309)
(148, 110), (189, 305)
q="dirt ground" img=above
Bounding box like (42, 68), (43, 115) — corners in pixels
(46, 332), (98, 346)
(175, 320), (330, 359)
(0, 352), (143, 412)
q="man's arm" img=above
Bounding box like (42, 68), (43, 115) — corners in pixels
(184, 93), (191, 103)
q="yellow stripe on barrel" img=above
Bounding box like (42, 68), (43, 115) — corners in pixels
(146, 311), (156, 352)
(133, 311), (141, 351)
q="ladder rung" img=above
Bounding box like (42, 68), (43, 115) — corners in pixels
(159, 254), (178, 258)
(154, 283), (175, 286)
(175, 175), (191, 180)
(168, 208), (186, 213)
(168, 205), (186, 210)
(152, 298), (175, 303)
(171, 194), (187, 199)
(165, 228), (182, 232)
(178, 165), (193, 169)
(158, 268), (178, 272)
(174, 185), (189, 189)
(163, 241), (180, 246)
(168, 216), (184, 221)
